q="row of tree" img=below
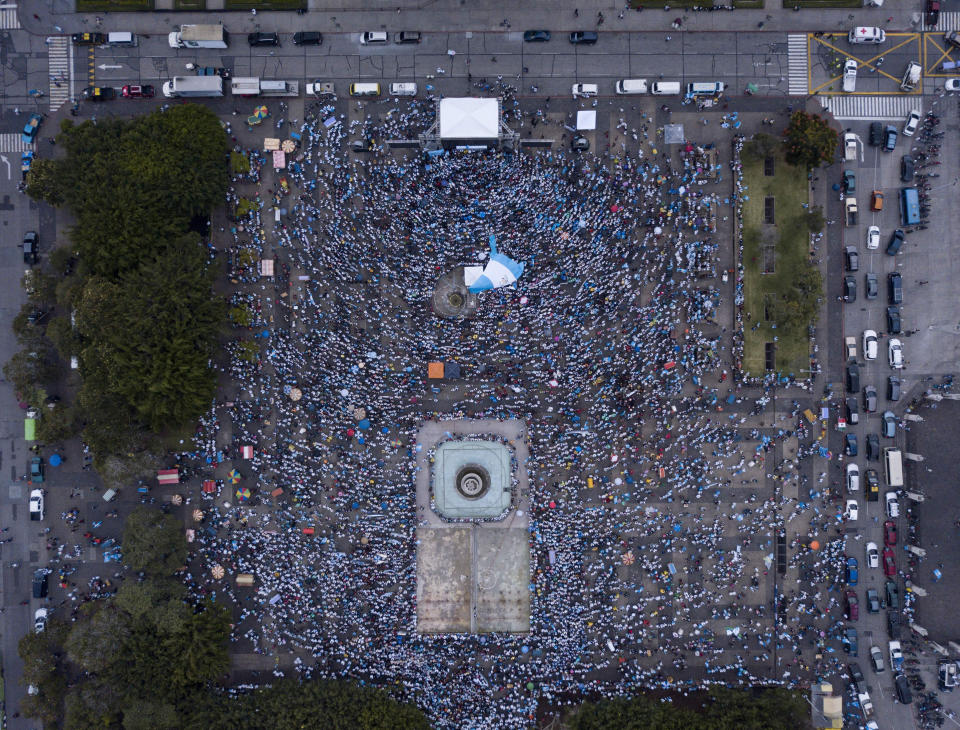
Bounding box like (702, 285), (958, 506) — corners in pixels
(13, 104), (229, 470)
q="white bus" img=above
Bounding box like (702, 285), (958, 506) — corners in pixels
(884, 447), (903, 488)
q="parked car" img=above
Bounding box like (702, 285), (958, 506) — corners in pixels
(28, 488), (44, 521)
(845, 433), (858, 456)
(884, 519), (898, 546)
(862, 330), (878, 360)
(870, 645), (885, 672)
(886, 306), (902, 334)
(843, 170), (856, 193)
(845, 246), (860, 272)
(865, 273), (878, 300)
(882, 410), (897, 438)
(869, 121), (883, 146)
(895, 673), (913, 704)
(866, 433), (880, 461)
(394, 31), (422, 44)
(903, 109), (921, 137)
(863, 385), (877, 413)
(865, 541), (879, 569)
(846, 396), (860, 425)
(900, 155), (914, 182)
(34, 607), (48, 633)
(865, 590), (880, 614)
(360, 31), (388, 44)
(32, 570), (48, 598)
(22, 231), (38, 265)
(946, 30), (960, 48)
(846, 499), (859, 521)
(571, 83), (598, 98)
(293, 32), (323, 46)
(844, 275), (857, 302)
(842, 59), (858, 92)
(888, 376), (901, 401)
(248, 32), (280, 47)
(849, 663), (867, 694)
(885, 580), (900, 609)
(847, 363), (860, 392)
(571, 135), (590, 151)
(888, 338), (903, 369)
(29, 456), (44, 483)
(887, 608), (901, 637)
(845, 589), (860, 620)
(870, 190), (884, 211)
(21, 113), (42, 145)
(569, 31), (599, 44)
(844, 627), (859, 656)
(883, 125), (898, 151)
(882, 546), (897, 576)
(523, 30), (551, 42)
(866, 225), (880, 250)
(72, 32), (105, 45)
(866, 469), (879, 501)
(846, 463), (860, 492)
(121, 84), (155, 98)
(885, 491), (900, 518)
(947, 78), (960, 91)
(82, 86), (116, 101)
(846, 556), (859, 585)
(886, 228), (904, 256)
(888, 272), (903, 304)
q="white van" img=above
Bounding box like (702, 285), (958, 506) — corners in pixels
(107, 31), (136, 46)
(349, 82), (381, 97)
(389, 82), (417, 96)
(848, 27), (885, 44)
(360, 31), (389, 45)
(616, 79), (648, 95)
(651, 81), (681, 95)
(572, 83), (598, 98)
(686, 81), (725, 97)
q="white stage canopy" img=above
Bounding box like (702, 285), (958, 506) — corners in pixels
(438, 98), (500, 140)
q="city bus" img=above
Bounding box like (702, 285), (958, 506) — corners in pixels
(884, 447), (904, 488)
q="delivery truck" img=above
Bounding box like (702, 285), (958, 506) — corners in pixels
(162, 76), (224, 98)
(168, 24), (228, 49)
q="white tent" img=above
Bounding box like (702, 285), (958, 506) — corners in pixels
(576, 110), (596, 131)
(438, 98), (500, 140)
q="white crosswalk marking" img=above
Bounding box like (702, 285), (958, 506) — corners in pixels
(47, 36), (72, 112)
(788, 34), (808, 96)
(928, 12), (960, 31)
(0, 133), (34, 153)
(0, 4), (20, 30)
(817, 95), (919, 120)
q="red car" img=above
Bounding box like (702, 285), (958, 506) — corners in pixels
(882, 547), (897, 577)
(926, 0), (940, 26)
(884, 519), (898, 547)
(845, 589), (859, 621)
(121, 85), (155, 99)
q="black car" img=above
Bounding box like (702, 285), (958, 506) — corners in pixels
(32, 570), (48, 598)
(72, 32), (105, 45)
(395, 31), (422, 44)
(888, 376), (901, 401)
(248, 32), (280, 47)
(869, 121), (883, 146)
(849, 663), (868, 694)
(900, 155), (915, 182)
(886, 229), (904, 256)
(887, 306), (902, 334)
(523, 30), (551, 42)
(845, 246), (859, 272)
(883, 125), (898, 151)
(845, 433), (858, 457)
(866, 469), (880, 501)
(843, 275), (857, 303)
(863, 385), (877, 413)
(847, 363), (860, 392)
(846, 396), (859, 425)
(888, 272), (903, 304)
(293, 32), (323, 46)
(865, 273), (878, 300)
(569, 31), (599, 44)
(22, 231), (38, 265)
(82, 86), (116, 101)
(571, 135), (590, 151)
(866, 433), (880, 461)
(887, 608), (902, 638)
(895, 673), (913, 704)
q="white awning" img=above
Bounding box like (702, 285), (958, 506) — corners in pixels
(576, 110), (596, 130)
(438, 97), (499, 140)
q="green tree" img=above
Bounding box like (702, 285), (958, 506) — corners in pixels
(743, 132), (781, 162)
(25, 158), (66, 206)
(782, 111), (839, 169)
(36, 402), (78, 443)
(121, 506), (187, 576)
(805, 205), (825, 233)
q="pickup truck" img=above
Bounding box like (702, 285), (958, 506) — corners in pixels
(845, 336), (857, 361)
(889, 640), (903, 672)
(845, 198), (858, 227)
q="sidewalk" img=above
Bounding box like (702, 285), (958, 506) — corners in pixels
(22, 0), (921, 38)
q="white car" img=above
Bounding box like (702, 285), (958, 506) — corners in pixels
(846, 463), (860, 492)
(886, 491), (900, 518)
(866, 541), (879, 569)
(849, 26), (886, 44)
(947, 79), (960, 92)
(29, 489), (44, 521)
(862, 330), (878, 360)
(845, 499), (859, 521)
(843, 59), (858, 93)
(903, 109), (921, 137)
(888, 338), (903, 369)
(866, 226), (880, 250)
(572, 83), (598, 98)
(34, 607), (48, 633)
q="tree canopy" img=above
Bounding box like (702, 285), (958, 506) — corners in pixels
(121, 506), (189, 575)
(782, 111), (838, 170)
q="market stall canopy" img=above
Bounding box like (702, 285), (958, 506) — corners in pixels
(157, 468), (179, 485)
(260, 259), (274, 277)
(438, 97), (499, 140)
(576, 110), (596, 131)
(428, 362), (445, 379)
(241, 445), (254, 459)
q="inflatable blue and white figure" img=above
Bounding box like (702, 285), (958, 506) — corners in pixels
(464, 234), (525, 293)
